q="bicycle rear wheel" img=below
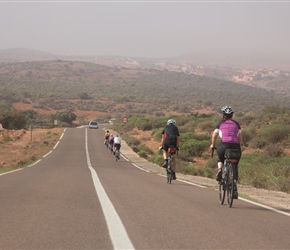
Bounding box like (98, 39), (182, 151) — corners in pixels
(167, 170), (172, 184)
(167, 158), (173, 184)
(226, 163), (234, 207)
(115, 150), (119, 161)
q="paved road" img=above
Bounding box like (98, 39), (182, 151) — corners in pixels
(1, 125), (290, 249)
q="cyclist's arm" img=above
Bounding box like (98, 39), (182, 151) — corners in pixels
(211, 130), (219, 148)
(160, 135), (164, 148)
(238, 130), (243, 146)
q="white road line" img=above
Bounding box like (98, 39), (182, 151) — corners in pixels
(85, 128), (135, 250)
(132, 163), (150, 172)
(43, 150), (52, 158)
(177, 179), (206, 188)
(0, 168), (22, 176)
(239, 197), (290, 217)
(121, 154), (129, 161)
(53, 141), (60, 149)
(27, 159), (41, 167)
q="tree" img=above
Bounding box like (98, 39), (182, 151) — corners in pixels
(51, 111), (77, 125)
(0, 108), (26, 129)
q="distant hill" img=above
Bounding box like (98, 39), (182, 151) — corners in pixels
(1, 60), (290, 117)
(0, 48), (58, 63)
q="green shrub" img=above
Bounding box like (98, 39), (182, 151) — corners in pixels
(127, 137), (141, 146)
(2, 134), (11, 142)
(152, 128), (163, 141)
(137, 144), (154, 155)
(242, 128), (257, 147)
(264, 143), (284, 157)
(149, 155), (163, 165)
(138, 150), (147, 158)
(249, 124), (290, 149)
(183, 164), (196, 174)
(135, 117), (152, 131)
(239, 153), (290, 192)
(181, 139), (210, 157)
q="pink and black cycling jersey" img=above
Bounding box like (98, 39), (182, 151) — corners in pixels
(214, 119), (241, 144)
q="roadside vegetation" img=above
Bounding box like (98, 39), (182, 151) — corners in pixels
(111, 106), (290, 193)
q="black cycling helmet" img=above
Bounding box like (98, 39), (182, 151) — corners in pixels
(221, 106), (234, 119)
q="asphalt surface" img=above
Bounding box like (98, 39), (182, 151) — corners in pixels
(1, 125), (290, 249)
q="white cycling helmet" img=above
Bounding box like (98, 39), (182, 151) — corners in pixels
(167, 119), (176, 125)
(221, 106), (234, 115)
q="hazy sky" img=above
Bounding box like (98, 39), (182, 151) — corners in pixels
(1, 1), (290, 61)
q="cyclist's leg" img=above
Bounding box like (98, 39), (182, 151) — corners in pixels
(161, 144), (169, 168)
(216, 143), (226, 181)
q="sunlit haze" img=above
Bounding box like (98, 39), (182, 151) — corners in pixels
(1, 1), (290, 63)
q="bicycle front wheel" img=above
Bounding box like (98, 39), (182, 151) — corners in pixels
(219, 180), (226, 205)
(226, 163), (234, 207)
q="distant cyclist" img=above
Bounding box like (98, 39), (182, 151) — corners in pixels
(104, 130), (110, 144)
(160, 119), (180, 180)
(210, 106), (243, 198)
(113, 135), (121, 158)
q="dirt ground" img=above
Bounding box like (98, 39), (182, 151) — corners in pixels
(0, 127), (65, 170)
(1, 127), (290, 212)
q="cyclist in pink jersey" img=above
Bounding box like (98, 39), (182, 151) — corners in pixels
(210, 106), (243, 198)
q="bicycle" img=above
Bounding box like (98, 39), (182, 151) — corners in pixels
(114, 145), (121, 161)
(160, 147), (178, 184)
(115, 149), (120, 161)
(212, 148), (240, 208)
(109, 143), (114, 154)
(104, 139), (109, 148)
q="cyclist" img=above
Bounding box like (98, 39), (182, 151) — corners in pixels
(104, 130), (110, 145)
(113, 135), (121, 159)
(108, 134), (114, 152)
(160, 119), (180, 180)
(210, 106), (243, 199)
